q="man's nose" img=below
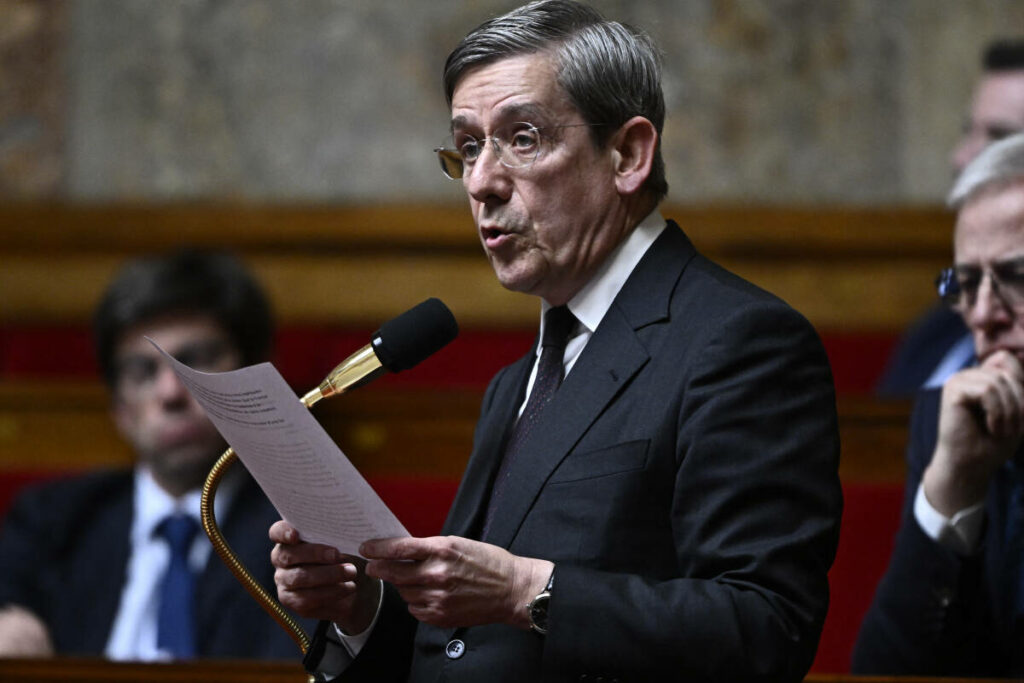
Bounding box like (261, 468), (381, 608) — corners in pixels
(465, 142), (512, 202)
(152, 362), (190, 403)
(966, 273), (1013, 332)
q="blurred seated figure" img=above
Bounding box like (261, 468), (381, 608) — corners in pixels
(854, 133), (1024, 676)
(0, 248), (309, 660)
(878, 38), (1024, 397)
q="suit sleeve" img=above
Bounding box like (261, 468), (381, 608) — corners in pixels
(0, 485), (55, 618)
(851, 392), (992, 676)
(543, 302), (842, 682)
(304, 584), (417, 682)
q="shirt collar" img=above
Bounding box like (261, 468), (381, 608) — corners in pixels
(132, 464), (240, 545)
(540, 208), (665, 336)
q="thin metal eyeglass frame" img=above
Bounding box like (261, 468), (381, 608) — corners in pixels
(433, 122), (604, 180)
(936, 257), (1024, 312)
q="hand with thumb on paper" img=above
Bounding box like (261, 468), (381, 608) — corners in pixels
(270, 520), (381, 636)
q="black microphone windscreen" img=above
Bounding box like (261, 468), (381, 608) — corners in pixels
(372, 298), (459, 372)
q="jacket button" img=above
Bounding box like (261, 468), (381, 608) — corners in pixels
(445, 639), (466, 659)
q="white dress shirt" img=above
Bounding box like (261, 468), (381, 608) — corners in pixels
(104, 465), (238, 661)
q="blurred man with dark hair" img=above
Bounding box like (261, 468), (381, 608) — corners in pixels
(879, 38), (1024, 397)
(855, 133), (1024, 676)
(0, 248), (306, 660)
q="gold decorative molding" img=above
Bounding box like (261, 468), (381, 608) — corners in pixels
(0, 203), (953, 330)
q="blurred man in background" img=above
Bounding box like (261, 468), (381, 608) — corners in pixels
(878, 39), (1024, 397)
(0, 248), (307, 660)
(855, 133), (1024, 676)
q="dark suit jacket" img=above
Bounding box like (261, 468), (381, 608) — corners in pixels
(852, 389), (1024, 676)
(310, 222), (842, 682)
(876, 306), (968, 398)
(0, 467), (309, 659)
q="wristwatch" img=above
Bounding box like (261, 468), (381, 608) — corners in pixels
(527, 569), (556, 635)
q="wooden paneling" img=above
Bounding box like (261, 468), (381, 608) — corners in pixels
(0, 203), (953, 253)
(0, 203), (953, 330)
(0, 657), (307, 683)
(0, 380), (907, 483)
(836, 397), (911, 482)
(0, 657), (1011, 683)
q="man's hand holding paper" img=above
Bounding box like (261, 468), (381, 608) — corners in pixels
(269, 521), (382, 636)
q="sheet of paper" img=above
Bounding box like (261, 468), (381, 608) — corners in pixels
(150, 340), (408, 556)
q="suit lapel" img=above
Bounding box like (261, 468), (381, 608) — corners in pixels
(482, 307), (650, 548)
(482, 222), (696, 549)
(75, 474), (133, 653)
(195, 474), (266, 637)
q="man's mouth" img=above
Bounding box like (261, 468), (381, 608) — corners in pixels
(157, 418), (213, 448)
(481, 225), (507, 238)
(481, 225), (514, 247)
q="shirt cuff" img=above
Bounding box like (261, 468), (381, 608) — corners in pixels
(334, 579), (384, 658)
(913, 483), (985, 555)
(310, 579), (384, 680)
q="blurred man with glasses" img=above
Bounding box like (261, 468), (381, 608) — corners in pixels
(271, 2), (842, 681)
(855, 133), (1024, 676)
(878, 39), (1024, 397)
(0, 249), (309, 660)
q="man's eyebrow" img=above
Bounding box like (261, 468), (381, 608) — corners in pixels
(496, 102), (547, 123)
(955, 254), (1024, 268)
(450, 103), (551, 132)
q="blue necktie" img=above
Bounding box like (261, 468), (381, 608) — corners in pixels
(483, 306), (576, 537)
(156, 513), (199, 658)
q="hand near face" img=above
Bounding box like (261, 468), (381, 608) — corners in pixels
(925, 349), (1024, 515)
(361, 536), (553, 630)
(269, 521), (380, 635)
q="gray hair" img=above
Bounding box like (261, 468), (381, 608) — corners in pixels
(443, 0), (668, 201)
(948, 132), (1024, 208)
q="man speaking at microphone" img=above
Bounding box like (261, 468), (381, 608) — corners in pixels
(270, 2), (842, 681)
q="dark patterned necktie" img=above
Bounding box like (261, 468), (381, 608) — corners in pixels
(483, 306), (576, 537)
(156, 513), (199, 658)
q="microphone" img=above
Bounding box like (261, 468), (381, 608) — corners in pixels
(301, 298), (458, 406)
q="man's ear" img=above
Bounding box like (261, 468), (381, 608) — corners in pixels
(611, 116), (657, 196)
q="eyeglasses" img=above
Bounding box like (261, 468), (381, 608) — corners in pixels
(936, 256), (1024, 312)
(433, 122), (602, 180)
(116, 339), (234, 396)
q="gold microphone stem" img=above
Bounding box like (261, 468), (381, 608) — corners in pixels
(200, 348), (385, 679)
(200, 448), (313, 658)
